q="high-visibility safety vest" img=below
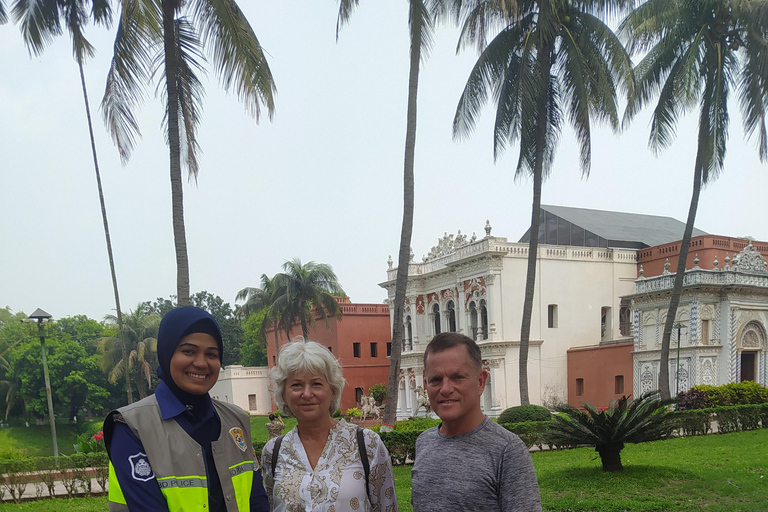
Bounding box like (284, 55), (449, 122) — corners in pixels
(105, 396), (255, 512)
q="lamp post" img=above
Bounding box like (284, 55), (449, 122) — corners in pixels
(673, 322), (687, 399)
(28, 308), (58, 457)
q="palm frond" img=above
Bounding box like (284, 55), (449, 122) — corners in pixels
(101, 0), (161, 163)
(189, 0), (275, 121)
(336, 0), (360, 40)
(12, 0), (62, 56)
(410, 0), (436, 63)
(737, 26), (768, 161)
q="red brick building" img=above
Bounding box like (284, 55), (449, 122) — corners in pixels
(265, 297), (392, 413)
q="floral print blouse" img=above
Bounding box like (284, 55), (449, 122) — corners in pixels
(261, 419), (398, 512)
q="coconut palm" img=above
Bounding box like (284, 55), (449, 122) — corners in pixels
(452, 0), (636, 404)
(270, 259), (345, 341)
(337, 0), (435, 426)
(11, 0), (134, 403)
(620, 0), (768, 400)
(101, 0), (276, 306)
(0, 2), (7, 23)
(545, 392), (678, 471)
(236, 273), (282, 363)
(98, 305), (161, 402)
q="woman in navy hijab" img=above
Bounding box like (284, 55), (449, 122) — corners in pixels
(104, 306), (269, 511)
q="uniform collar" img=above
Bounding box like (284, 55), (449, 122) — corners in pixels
(155, 381), (215, 422)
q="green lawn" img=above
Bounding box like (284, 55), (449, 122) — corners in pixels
(0, 422), (101, 458)
(2, 429), (766, 511)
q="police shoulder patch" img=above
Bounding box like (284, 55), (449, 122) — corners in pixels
(229, 427), (248, 452)
(128, 452), (155, 482)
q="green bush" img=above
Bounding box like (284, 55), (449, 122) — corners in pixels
(346, 407), (361, 418)
(332, 408), (342, 419)
(501, 420), (552, 450)
(379, 430), (420, 465)
(393, 418), (441, 432)
(498, 404), (552, 424)
(688, 382), (768, 407)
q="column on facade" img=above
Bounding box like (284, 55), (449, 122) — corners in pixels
(484, 273), (501, 340)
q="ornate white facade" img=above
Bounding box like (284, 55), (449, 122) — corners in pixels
(629, 242), (768, 396)
(380, 225), (638, 419)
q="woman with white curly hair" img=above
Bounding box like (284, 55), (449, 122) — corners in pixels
(261, 338), (398, 511)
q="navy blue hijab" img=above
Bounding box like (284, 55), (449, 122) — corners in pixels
(157, 306), (223, 410)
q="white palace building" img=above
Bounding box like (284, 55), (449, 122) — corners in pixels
(380, 205), (767, 419)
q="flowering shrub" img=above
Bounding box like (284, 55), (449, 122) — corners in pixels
(74, 430), (105, 454)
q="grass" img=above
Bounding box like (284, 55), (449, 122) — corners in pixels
(1, 427), (766, 511)
(0, 422), (101, 458)
(533, 429), (768, 512)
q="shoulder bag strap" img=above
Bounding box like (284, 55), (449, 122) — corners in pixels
(356, 427), (370, 501)
(271, 435), (284, 479)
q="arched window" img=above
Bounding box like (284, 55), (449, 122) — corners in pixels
(406, 315), (413, 350)
(480, 299), (488, 340)
(469, 301), (478, 340)
(446, 300), (457, 332)
(432, 303), (441, 335)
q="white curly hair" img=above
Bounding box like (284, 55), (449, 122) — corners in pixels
(270, 338), (345, 417)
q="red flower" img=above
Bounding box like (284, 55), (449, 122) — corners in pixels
(93, 433), (104, 441)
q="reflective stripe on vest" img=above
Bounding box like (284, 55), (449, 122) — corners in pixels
(108, 461), (129, 511)
(157, 474), (208, 511)
(230, 461), (254, 511)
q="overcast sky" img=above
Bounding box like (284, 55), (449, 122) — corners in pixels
(2, 2), (767, 322)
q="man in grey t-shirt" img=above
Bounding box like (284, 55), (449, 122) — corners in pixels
(411, 333), (542, 512)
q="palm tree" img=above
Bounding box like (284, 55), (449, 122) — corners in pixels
(11, 0), (133, 404)
(620, 0), (768, 400)
(98, 305), (161, 402)
(101, 0), (276, 306)
(452, 0), (635, 405)
(236, 273), (281, 363)
(337, 0), (435, 427)
(0, 2), (7, 24)
(270, 259), (345, 341)
(544, 392), (677, 471)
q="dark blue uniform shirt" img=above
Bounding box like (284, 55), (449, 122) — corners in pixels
(110, 382), (269, 511)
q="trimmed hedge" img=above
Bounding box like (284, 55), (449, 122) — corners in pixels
(671, 403), (768, 435)
(498, 405), (552, 424)
(500, 420), (553, 450)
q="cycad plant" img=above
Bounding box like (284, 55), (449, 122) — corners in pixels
(545, 392), (678, 471)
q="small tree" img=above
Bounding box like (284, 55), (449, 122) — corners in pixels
(545, 392), (678, 471)
(368, 383), (387, 404)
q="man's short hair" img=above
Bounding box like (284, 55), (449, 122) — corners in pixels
(423, 332), (482, 371)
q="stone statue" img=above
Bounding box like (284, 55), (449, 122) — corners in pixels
(414, 386), (431, 415)
(360, 395), (381, 421)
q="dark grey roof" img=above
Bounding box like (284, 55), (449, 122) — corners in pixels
(525, 205), (708, 248)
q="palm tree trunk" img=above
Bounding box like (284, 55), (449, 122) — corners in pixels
(77, 60), (132, 405)
(383, 0), (422, 427)
(597, 443), (624, 471)
(658, 164), (703, 400)
(519, 46), (552, 406)
(163, 1), (190, 307)
(273, 320), (280, 365)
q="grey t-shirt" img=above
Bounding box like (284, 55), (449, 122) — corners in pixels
(411, 417), (542, 512)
